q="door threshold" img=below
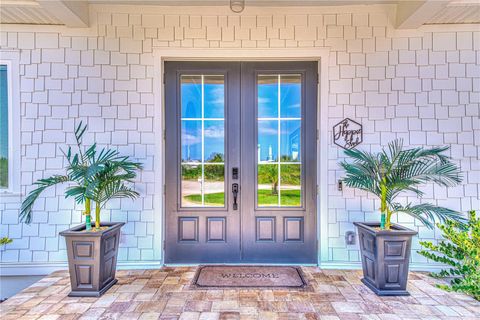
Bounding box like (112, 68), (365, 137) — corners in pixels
(164, 263), (318, 267)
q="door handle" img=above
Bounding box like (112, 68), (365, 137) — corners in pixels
(232, 183), (239, 210)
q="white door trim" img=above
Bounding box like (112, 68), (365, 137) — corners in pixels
(153, 47), (331, 265)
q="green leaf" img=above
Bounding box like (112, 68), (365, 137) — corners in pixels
(20, 175), (70, 224)
(340, 138), (463, 229)
(20, 123), (142, 226)
(392, 203), (466, 229)
(417, 211), (480, 300)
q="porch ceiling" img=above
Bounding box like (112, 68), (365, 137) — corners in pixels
(0, 0), (479, 28)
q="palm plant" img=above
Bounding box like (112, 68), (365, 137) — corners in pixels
(85, 158), (141, 230)
(340, 139), (465, 230)
(20, 122), (142, 231)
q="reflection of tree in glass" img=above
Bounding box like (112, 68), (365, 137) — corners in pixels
(205, 165), (224, 181)
(206, 152), (224, 163)
(258, 164), (278, 195)
(182, 164), (201, 181)
(281, 164), (301, 185)
(182, 163), (224, 181)
(280, 155), (296, 162)
(258, 164), (301, 195)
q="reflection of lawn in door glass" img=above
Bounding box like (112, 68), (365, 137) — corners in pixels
(184, 189), (301, 207)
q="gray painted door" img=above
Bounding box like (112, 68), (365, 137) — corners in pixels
(164, 61), (317, 264)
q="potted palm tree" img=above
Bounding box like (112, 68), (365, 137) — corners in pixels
(20, 122), (142, 297)
(340, 139), (465, 296)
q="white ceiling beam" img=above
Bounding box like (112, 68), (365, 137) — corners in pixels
(396, 0), (450, 29)
(37, 0), (89, 28)
(0, 1), (39, 8)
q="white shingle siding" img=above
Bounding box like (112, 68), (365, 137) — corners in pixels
(0, 7), (479, 269)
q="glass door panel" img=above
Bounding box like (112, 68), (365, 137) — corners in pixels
(180, 75), (225, 208)
(256, 74), (303, 208)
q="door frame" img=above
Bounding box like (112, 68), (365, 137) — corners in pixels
(153, 47), (330, 265)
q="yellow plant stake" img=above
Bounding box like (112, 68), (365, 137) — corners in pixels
(84, 198), (92, 231)
(380, 177), (387, 230)
(95, 202), (101, 230)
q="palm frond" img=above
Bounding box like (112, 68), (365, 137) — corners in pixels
(385, 181), (425, 201)
(21, 122), (142, 226)
(96, 180), (140, 204)
(340, 149), (382, 197)
(65, 185), (88, 204)
(341, 139), (463, 229)
(392, 159), (461, 188)
(20, 175), (70, 224)
(74, 121), (87, 160)
(95, 148), (120, 164)
(60, 146), (73, 166)
(74, 121), (87, 144)
(391, 203), (467, 229)
(394, 145), (451, 173)
(344, 148), (380, 170)
(382, 138), (403, 174)
(84, 143), (97, 162)
(340, 164), (379, 195)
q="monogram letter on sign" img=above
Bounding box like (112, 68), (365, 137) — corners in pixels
(333, 118), (363, 150)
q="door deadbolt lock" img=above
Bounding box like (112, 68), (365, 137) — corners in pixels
(232, 167), (239, 179)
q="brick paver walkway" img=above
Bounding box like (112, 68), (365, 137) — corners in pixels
(1, 267), (479, 319)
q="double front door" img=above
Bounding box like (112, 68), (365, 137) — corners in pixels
(164, 61), (317, 263)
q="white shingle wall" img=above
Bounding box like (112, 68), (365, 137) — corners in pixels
(0, 8), (479, 266)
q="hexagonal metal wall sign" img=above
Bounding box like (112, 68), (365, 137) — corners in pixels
(333, 118), (363, 150)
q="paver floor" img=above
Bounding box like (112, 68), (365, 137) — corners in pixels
(1, 267), (479, 320)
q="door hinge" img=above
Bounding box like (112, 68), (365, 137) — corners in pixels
(316, 129), (319, 140)
(163, 241), (166, 250)
(163, 184), (166, 195)
(163, 73), (165, 84)
(317, 73), (319, 84)
(316, 185), (319, 194)
(163, 129), (166, 140)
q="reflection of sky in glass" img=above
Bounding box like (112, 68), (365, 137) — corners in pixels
(0, 65), (8, 159)
(204, 76), (224, 118)
(204, 120), (224, 161)
(258, 75), (278, 118)
(258, 121), (278, 162)
(257, 74), (302, 164)
(280, 76), (301, 118)
(280, 120), (301, 162)
(180, 75), (225, 163)
(181, 120), (202, 162)
(181, 76), (201, 118)
(181, 121), (225, 163)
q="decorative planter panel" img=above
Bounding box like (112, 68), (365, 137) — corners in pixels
(60, 222), (124, 297)
(354, 222), (417, 296)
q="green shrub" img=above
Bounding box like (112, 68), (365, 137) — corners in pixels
(418, 210), (480, 300)
(0, 235), (12, 246)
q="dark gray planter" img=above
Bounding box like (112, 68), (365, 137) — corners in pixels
(354, 222), (417, 296)
(60, 222), (124, 297)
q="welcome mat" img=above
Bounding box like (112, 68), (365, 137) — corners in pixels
(192, 266), (307, 289)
